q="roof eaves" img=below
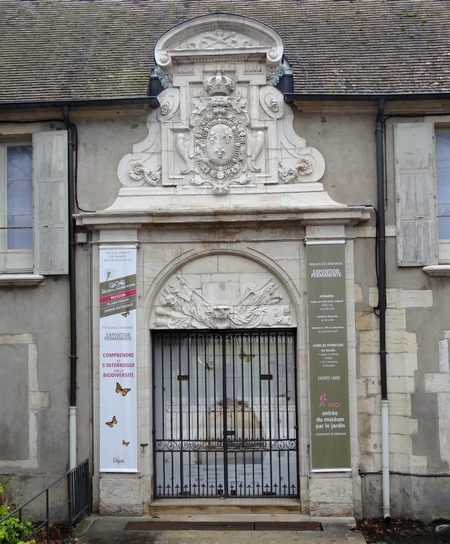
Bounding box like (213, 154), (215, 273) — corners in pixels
(284, 92), (450, 104)
(0, 96), (160, 110)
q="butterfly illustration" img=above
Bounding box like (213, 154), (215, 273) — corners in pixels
(115, 382), (131, 396)
(105, 415), (117, 427)
(122, 440), (130, 447)
(121, 310), (130, 317)
(239, 351), (255, 363)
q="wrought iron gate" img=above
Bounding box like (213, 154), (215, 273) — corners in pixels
(153, 329), (298, 498)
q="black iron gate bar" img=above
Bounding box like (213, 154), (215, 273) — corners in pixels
(153, 329), (298, 498)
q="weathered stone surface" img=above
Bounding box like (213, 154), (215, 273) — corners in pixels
(99, 476), (143, 515)
(309, 477), (354, 516)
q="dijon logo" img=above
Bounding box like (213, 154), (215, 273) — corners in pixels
(113, 455), (125, 466)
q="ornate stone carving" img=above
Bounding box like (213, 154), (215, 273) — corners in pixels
(266, 64), (285, 86)
(155, 65), (172, 89)
(175, 28), (254, 50)
(244, 63), (262, 73)
(160, 102), (171, 116)
(128, 163), (161, 186)
(190, 94), (250, 193)
(259, 87), (284, 120)
(177, 64), (194, 74)
(155, 275), (291, 329)
(175, 133), (192, 174)
(114, 14), (331, 203)
(250, 130), (264, 172)
(205, 67), (235, 96)
(278, 158), (314, 183)
(154, 13), (284, 72)
(157, 88), (180, 121)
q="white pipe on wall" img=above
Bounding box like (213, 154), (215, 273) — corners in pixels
(381, 399), (391, 520)
(69, 405), (77, 469)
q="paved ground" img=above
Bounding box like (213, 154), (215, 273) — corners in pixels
(74, 514), (366, 543)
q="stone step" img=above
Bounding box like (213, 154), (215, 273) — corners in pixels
(149, 498), (302, 515)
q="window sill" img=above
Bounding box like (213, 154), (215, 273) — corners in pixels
(0, 274), (45, 287)
(422, 265), (450, 277)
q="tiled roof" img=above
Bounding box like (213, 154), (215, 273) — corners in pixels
(1, 0), (450, 104)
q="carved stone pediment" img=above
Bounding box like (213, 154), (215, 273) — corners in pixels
(113, 13), (342, 214)
(154, 13), (284, 71)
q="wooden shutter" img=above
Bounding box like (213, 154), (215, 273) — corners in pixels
(33, 131), (69, 274)
(394, 122), (437, 266)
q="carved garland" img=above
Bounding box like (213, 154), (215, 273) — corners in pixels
(278, 158), (314, 183)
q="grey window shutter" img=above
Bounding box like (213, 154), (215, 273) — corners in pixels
(394, 122), (437, 266)
(33, 131), (69, 274)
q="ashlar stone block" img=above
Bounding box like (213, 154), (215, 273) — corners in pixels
(309, 476), (354, 516)
(359, 353), (381, 378)
(356, 311), (378, 331)
(99, 476), (143, 515)
(386, 329), (418, 354)
(389, 433), (413, 455)
(386, 308), (406, 331)
(359, 329), (379, 354)
(389, 415), (418, 435)
(386, 288), (433, 309)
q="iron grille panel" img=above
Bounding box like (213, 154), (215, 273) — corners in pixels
(153, 329), (298, 498)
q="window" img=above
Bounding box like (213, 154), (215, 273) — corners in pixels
(394, 122), (450, 268)
(0, 142), (33, 272)
(0, 128), (68, 279)
(436, 129), (450, 251)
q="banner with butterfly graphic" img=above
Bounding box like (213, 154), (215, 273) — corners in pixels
(99, 246), (137, 472)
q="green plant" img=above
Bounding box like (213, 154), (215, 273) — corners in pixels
(0, 485), (35, 544)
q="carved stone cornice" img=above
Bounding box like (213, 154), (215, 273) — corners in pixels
(75, 204), (371, 230)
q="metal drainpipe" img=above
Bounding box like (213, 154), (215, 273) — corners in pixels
(63, 106), (78, 469)
(376, 99), (390, 521)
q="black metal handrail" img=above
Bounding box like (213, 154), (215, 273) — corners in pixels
(0, 459), (90, 543)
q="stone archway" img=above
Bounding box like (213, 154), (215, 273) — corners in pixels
(150, 253), (299, 499)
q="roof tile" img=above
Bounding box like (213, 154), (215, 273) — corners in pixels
(1, 0), (450, 103)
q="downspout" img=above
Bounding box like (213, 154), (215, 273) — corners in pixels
(376, 99), (390, 521)
(63, 106), (78, 469)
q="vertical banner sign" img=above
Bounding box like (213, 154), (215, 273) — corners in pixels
(307, 243), (351, 471)
(99, 246), (137, 472)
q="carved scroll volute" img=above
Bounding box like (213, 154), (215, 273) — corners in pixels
(117, 88), (182, 187)
(274, 91), (326, 184)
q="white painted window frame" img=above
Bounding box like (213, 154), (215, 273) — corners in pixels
(0, 139), (34, 273)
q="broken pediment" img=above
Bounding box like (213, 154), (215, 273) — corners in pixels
(113, 13), (343, 213)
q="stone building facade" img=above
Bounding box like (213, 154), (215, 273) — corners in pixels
(1, 0), (450, 521)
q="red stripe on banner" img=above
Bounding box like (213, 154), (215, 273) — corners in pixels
(100, 289), (136, 304)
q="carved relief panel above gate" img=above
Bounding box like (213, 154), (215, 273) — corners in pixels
(117, 13), (328, 200)
(150, 254), (295, 330)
